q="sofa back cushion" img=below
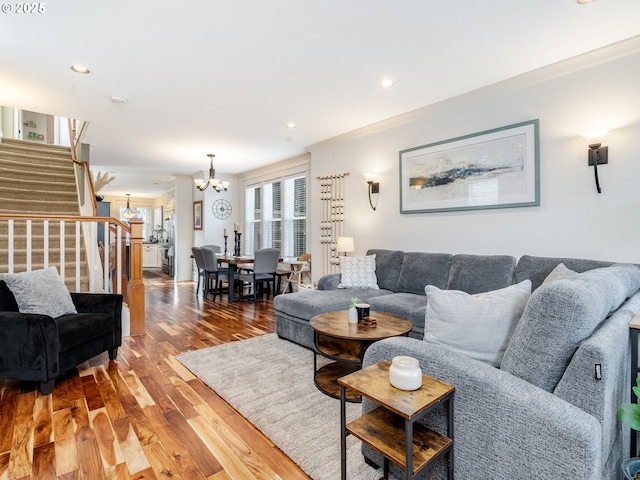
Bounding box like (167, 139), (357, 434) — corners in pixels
(396, 252), (452, 295)
(0, 280), (19, 312)
(501, 264), (640, 392)
(366, 249), (405, 291)
(513, 255), (616, 291)
(447, 254), (516, 294)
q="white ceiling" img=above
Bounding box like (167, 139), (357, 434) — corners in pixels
(2, 0), (640, 198)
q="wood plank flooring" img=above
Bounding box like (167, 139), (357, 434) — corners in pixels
(0, 272), (311, 480)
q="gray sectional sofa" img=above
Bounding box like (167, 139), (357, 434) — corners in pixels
(273, 249), (640, 479)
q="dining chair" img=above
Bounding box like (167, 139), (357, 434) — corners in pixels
(201, 244), (229, 275)
(191, 247), (207, 295)
(235, 248), (280, 304)
(200, 246), (229, 301)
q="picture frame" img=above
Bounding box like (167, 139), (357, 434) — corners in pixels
(399, 119), (539, 214)
(193, 201), (203, 230)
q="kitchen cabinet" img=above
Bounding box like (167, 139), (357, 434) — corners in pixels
(143, 244), (162, 268)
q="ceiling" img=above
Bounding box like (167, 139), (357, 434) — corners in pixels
(2, 0), (640, 198)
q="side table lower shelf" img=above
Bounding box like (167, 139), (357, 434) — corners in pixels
(348, 407), (452, 476)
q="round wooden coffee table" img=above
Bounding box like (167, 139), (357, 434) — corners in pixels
(310, 310), (412, 402)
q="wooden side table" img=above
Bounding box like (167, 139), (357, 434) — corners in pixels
(338, 360), (454, 480)
(310, 311), (412, 402)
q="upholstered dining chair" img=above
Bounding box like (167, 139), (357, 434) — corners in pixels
(201, 244), (228, 275)
(191, 247), (207, 295)
(200, 246), (229, 301)
(236, 248), (280, 304)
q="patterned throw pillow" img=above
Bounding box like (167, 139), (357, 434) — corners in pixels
(1, 266), (77, 318)
(338, 254), (379, 289)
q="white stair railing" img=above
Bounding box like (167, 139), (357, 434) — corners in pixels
(0, 214), (130, 295)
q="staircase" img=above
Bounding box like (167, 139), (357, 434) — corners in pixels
(0, 138), (89, 289)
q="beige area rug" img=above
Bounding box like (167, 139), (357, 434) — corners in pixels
(176, 333), (387, 480)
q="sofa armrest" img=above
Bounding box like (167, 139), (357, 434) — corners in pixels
(70, 293), (123, 346)
(0, 312), (60, 381)
(317, 273), (341, 290)
(363, 337), (603, 479)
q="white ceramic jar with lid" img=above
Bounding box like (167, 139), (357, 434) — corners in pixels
(389, 356), (423, 391)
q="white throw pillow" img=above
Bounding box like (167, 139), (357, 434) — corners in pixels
(1, 266), (77, 318)
(338, 254), (379, 289)
(423, 280), (532, 367)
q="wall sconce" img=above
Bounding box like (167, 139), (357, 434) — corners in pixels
(364, 172), (380, 211)
(580, 128), (609, 194)
(336, 236), (355, 257)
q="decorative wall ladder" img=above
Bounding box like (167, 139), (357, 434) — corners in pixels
(317, 172), (349, 276)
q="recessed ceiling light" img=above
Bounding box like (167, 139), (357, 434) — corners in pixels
(286, 122), (297, 129)
(379, 79), (394, 89)
(576, 0), (596, 3)
(110, 96), (126, 104)
(70, 65), (91, 74)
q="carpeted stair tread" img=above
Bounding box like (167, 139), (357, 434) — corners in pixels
(0, 202), (79, 215)
(0, 154), (76, 169)
(0, 187), (77, 201)
(0, 138), (72, 155)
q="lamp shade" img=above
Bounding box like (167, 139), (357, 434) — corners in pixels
(336, 236), (355, 253)
(580, 128), (609, 145)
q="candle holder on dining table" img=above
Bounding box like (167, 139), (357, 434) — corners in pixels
(224, 235), (229, 256)
(233, 232), (242, 257)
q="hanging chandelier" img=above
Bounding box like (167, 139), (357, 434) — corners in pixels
(123, 193), (136, 219)
(194, 154), (229, 192)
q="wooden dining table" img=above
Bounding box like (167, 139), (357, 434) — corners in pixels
(217, 254), (286, 302)
(216, 254), (255, 302)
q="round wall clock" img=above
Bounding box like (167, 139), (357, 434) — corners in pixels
(212, 198), (232, 219)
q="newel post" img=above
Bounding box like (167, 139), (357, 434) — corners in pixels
(128, 218), (145, 335)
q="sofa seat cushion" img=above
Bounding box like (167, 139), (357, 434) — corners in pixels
(423, 281), (531, 367)
(367, 293), (426, 324)
(447, 254), (516, 294)
(273, 289), (393, 320)
(501, 263), (640, 391)
(396, 252), (452, 295)
(55, 312), (114, 352)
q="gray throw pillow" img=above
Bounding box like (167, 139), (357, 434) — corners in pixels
(1, 266), (77, 318)
(423, 280), (532, 367)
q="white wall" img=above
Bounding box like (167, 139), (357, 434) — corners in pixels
(174, 175), (196, 281)
(307, 39), (640, 277)
(193, 175), (239, 253)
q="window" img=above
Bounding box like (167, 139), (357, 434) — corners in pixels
(119, 206), (152, 240)
(245, 174), (306, 257)
(245, 185), (261, 254)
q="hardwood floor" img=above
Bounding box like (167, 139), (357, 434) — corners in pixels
(0, 272), (311, 480)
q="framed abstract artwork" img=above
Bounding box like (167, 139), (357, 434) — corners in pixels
(399, 119), (539, 214)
